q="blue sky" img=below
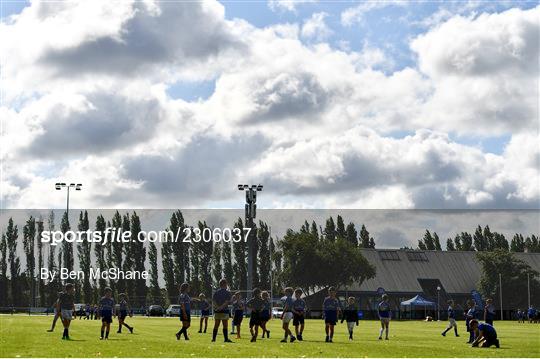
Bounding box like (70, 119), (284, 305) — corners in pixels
(1, 1), (538, 209)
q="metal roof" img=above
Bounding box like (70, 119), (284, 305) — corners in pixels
(348, 249), (540, 294)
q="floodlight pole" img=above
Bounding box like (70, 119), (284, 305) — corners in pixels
(238, 184), (263, 299)
(527, 273), (531, 308)
(499, 273), (503, 320)
(436, 286), (441, 321)
(55, 183), (82, 220)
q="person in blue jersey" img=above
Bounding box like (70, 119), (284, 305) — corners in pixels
(470, 319), (500, 348)
(212, 278), (233, 343)
(247, 288), (266, 342)
(516, 308), (524, 323)
(292, 288), (306, 341)
(231, 292), (245, 339)
(441, 300), (459, 337)
(527, 306), (536, 323)
(58, 284), (76, 340)
(47, 291), (64, 332)
(176, 282), (192, 341)
(99, 287), (115, 340)
(484, 298), (496, 325)
(378, 294), (391, 340)
(323, 287), (341, 343)
(465, 300), (477, 343)
(198, 293), (211, 333)
(116, 293), (134, 334)
(260, 291), (272, 339)
(341, 297), (359, 340)
(281, 287), (296, 343)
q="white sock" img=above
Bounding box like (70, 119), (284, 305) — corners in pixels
(379, 328), (383, 337)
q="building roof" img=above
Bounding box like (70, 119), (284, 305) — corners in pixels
(348, 249), (540, 295)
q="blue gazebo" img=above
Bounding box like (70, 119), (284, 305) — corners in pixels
(400, 295), (436, 319)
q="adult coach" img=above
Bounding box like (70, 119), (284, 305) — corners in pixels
(212, 279), (233, 343)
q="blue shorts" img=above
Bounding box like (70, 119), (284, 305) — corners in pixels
(180, 310), (191, 322)
(233, 310), (244, 326)
(119, 310), (128, 320)
(201, 309), (210, 317)
(101, 310), (113, 324)
(324, 310), (337, 325)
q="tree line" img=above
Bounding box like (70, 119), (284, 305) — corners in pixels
(416, 226), (540, 253)
(0, 212), (378, 309)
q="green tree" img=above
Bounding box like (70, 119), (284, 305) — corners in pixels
(94, 215), (108, 292)
(60, 212), (73, 277)
(211, 241), (223, 286)
(111, 211), (123, 295)
(433, 232), (442, 251)
(121, 213), (132, 297)
(510, 234), (525, 252)
(446, 238), (455, 251)
(6, 218), (20, 305)
(461, 232), (474, 251)
(336, 215), (346, 240)
(324, 217), (336, 241)
(36, 218), (46, 306)
(0, 233), (8, 306)
(148, 242), (163, 306)
(359, 225), (370, 248)
(161, 238), (176, 305)
(130, 212), (147, 307)
(345, 222), (358, 246)
(77, 211), (92, 303)
(23, 216), (36, 305)
(258, 221), (271, 290)
(199, 222), (214, 296)
(477, 250), (540, 310)
(280, 229), (375, 295)
(232, 218), (247, 289)
(474, 225), (486, 251)
(222, 240), (234, 285)
(453, 234), (462, 251)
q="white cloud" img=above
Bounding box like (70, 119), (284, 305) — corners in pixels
(268, 0), (317, 13)
(341, 0), (407, 26)
(1, 2), (538, 210)
(301, 12), (332, 41)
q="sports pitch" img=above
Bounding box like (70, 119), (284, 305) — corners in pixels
(1, 315), (539, 358)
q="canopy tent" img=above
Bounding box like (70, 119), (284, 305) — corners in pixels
(400, 295), (436, 319)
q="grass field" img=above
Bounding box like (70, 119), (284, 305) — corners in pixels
(1, 315), (539, 357)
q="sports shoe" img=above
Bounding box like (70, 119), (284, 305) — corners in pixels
(280, 339), (287, 343)
(129, 327), (134, 334)
(297, 334), (303, 341)
(495, 339), (500, 348)
(290, 336), (296, 343)
(325, 336), (330, 342)
(224, 339), (234, 343)
(176, 333), (181, 340)
(441, 332), (446, 336)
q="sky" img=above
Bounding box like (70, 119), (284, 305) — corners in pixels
(1, 0), (539, 211)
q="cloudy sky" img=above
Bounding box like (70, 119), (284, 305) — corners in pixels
(1, 0), (539, 210)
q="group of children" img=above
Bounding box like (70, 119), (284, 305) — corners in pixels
(517, 306), (538, 323)
(47, 283), (134, 340)
(442, 298), (500, 348)
(48, 281), (506, 348)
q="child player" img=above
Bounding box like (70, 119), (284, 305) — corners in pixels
(378, 294), (391, 340)
(47, 291), (63, 332)
(246, 288), (265, 342)
(117, 293), (134, 334)
(281, 287), (296, 343)
(323, 286), (341, 343)
(198, 293), (211, 333)
(484, 298), (496, 325)
(292, 288), (306, 341)
(59, 283), (76, 340)
(465, 300), (476, 343)
(99, 287), (115, 340)
(212, 278), (233, 343)
(470, 319), (500, 348)
(341, 297), (359, 340)
(260, 291), (272, 338)
(176, 283), (191, 341)
(231, 292), (245, 339)
(441, 300), (459, 337)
